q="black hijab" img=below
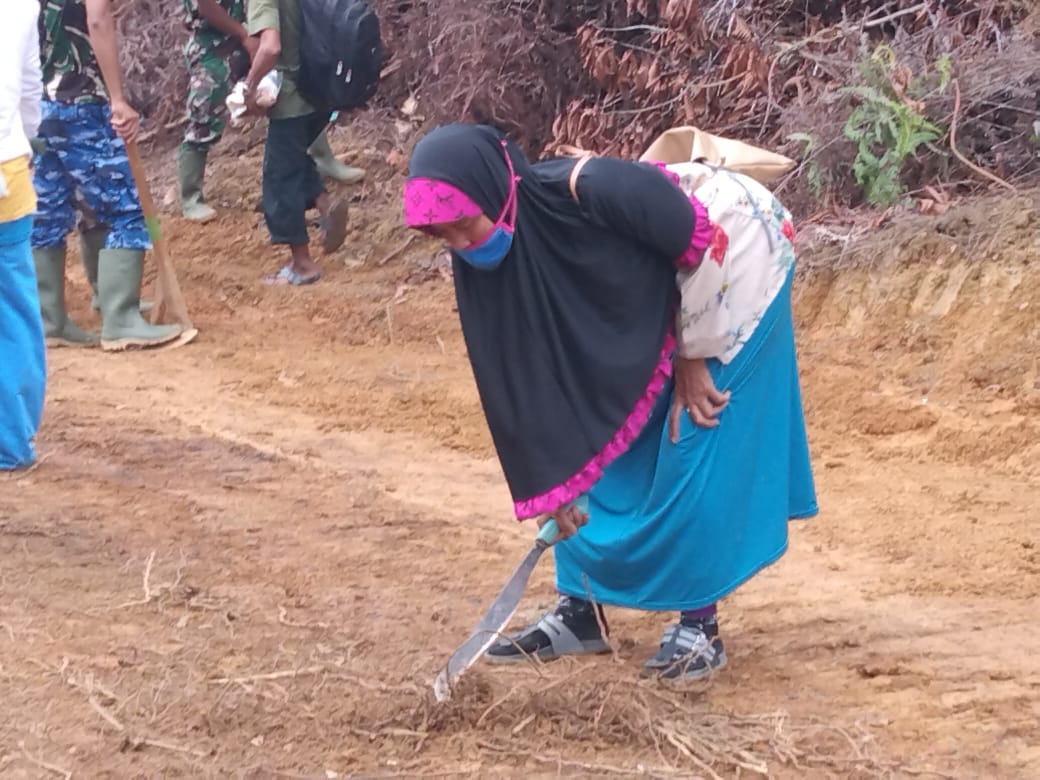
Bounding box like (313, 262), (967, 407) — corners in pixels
(408, 124), (695, 518)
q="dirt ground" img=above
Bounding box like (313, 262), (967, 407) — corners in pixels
(1, 130), (1038, 779)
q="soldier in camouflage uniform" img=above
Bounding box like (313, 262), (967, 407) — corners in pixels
(178, 0), (366, 222)
(32, 0), (181, 350)
(71, 191), (150, 314)
(177, 0), (252, 221)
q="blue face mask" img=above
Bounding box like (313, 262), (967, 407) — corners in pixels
(455, 226), (514, 270)
(454, 139), (519, 271)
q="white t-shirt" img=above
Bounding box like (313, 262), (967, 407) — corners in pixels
(0, 0), (43, 179)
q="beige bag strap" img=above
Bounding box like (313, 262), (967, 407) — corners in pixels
(568, 155), (594, 204)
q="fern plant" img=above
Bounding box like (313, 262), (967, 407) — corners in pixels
(839, 46), (946, 208)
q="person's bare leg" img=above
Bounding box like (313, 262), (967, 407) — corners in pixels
(289, 242), (320, 279)
(260, 114), (327, 286)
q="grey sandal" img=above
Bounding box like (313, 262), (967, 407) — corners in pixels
(319, 199), (349, 254)
(486, 601), (611, 664)
(641, 621), (727, 682)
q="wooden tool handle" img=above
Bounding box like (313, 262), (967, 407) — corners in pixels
(125, 140), (159, 219)
(123, 139), (195, 331)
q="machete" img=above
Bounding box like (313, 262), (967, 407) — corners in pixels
(432, 496), (588, 702)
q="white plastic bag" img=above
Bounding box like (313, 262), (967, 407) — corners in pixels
(226, 70), (282, 124)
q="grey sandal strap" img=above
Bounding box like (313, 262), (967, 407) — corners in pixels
(664, 624), (710, 653)
(488, 608), (610, 664)
(535, 613), (591, 657)
(642, 622), (727, 681)
(648, 624), (710, 666)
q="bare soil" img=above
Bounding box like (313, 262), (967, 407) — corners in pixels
(1, 134), (1038, 778)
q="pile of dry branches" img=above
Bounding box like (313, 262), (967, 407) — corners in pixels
(117, 0), (1038, 209)
(373, 0), (592, 150)
(376, 0), (1040, 209)
(412, 671), (877, 776)
(538, 0), (1038, 209)
(542, 2), (1034, 147)
(196, 659), (924, 777)
(116, 0), (189, 130)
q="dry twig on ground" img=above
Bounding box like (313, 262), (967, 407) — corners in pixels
(16, 743), (71, 780)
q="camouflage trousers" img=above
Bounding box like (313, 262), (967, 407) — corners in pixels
(182, 41), (249, 152)
(73, 190), (101, 233)
(31, 101), (149, 251)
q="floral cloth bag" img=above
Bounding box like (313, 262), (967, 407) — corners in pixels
(566, 126), (798, 365)
(664, 161), (797, 364)
(638, 126), (797, 365)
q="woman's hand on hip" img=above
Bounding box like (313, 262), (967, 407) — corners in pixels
(536, 503), (589, 540)
(669, 356), (730, 441)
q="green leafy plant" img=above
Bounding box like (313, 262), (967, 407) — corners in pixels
(787, 132), (824, 198)
(839, 46), (947, 208)
(934, 53), (952, 93)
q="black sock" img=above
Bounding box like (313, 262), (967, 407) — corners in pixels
(680, 606), (719, 638)
(555, 595), (607, 639)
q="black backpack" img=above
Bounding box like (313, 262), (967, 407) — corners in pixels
(298, 0), (382, 111)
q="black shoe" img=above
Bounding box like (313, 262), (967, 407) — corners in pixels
(485, 596), (610, 664)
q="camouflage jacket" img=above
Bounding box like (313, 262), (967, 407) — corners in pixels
(183, 0), (247, 58)
(39, 0), (107, 104)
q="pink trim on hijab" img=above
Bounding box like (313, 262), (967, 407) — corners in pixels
(512, 330), (676, 520)
(403, 177), (483, 228)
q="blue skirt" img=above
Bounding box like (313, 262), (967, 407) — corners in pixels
(554, 269), (817, 611)
(0, 216), (46, 470)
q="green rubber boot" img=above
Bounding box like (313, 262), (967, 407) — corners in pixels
(176, 145), (217, 223)
(80, 225), (153, 314)
(98, 248), (182, 352)
(32, 246), (99, 348)
(79, 224), (105, 311)
(308, 131), (365, 184)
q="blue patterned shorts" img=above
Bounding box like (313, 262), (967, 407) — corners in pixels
(31, 101), (150, 250)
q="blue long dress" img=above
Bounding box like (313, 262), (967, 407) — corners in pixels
(0, 215), (46, 470)
(554, 268), (818, 610)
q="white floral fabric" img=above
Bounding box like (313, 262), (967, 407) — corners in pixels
(668, 161), (796, 364)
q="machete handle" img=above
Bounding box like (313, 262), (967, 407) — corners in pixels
(536, 519), (560, 545)
(536, 494), (590, 546)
